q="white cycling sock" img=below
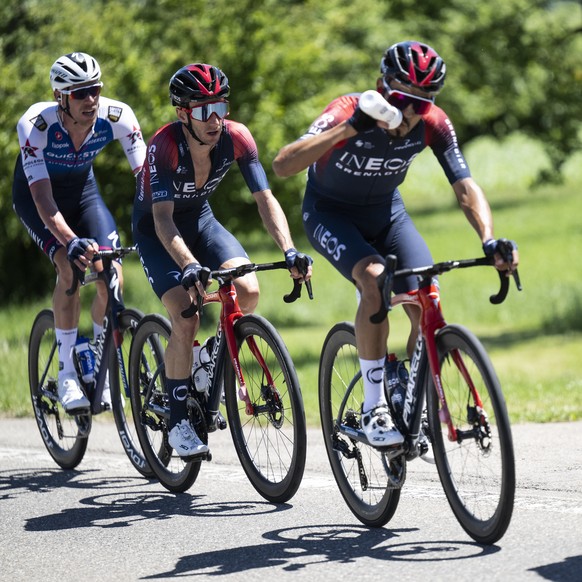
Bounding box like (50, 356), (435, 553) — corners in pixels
(56, 328), (78, 377)
(93, 321), (103, 343)
(360, 357), (387, 412)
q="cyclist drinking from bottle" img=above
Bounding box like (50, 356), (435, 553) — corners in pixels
(273, 41), (518, 447)
(12, 52), (146, 413)
(132, 63), (312, 459)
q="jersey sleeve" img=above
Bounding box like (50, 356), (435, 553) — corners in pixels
(228, 121), (270, 193)
(301, 94), (358, 140)
(424, 106), (472, 184)
(16, 103), (52, 185)
(104, 98), (147, 174)
(147, 125), (179, 204)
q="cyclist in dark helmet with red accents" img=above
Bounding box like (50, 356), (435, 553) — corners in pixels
(273, 41), (518, 448)
(133, 63), (312, 459)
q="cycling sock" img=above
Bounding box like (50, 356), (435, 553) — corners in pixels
(56, 328), (78, 377)
(92, 320), (103, 343)
(166, 377), (190, 430)
(360, 357), (387, 412)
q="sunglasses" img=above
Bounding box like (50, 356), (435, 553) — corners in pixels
(383, 81), (434, 115)
(186, 101), (229, 122)
(60, 82), (103, 100)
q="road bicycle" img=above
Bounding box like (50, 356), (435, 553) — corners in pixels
(29, 247), (152, 477)
(129, 260), (312, 501)
(318, 241), (521, 544)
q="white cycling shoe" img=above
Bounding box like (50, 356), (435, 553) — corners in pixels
(361, 405), (404, 447)
(58, 372), (90, 413)
(168, 419), (209, 458)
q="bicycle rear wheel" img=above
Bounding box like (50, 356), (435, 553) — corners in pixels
(28, 309), (89, 469)
(109, 308), (153, 478)
(319, 322), (400, 527)
(224, 314), (307, 503)
(426, 323), (515, 544)
(129, 314), (201, 492)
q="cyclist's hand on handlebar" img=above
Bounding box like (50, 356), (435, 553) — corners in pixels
(483, 238), (519, 273)
(181, 262), (211, 296)
(66, 237), (98, 271)
(284, 248), (313, 282)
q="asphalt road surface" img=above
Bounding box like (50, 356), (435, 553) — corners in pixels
(0, 417), (580, 581)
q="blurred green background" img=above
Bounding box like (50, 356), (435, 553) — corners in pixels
(1, 0), (581, 423)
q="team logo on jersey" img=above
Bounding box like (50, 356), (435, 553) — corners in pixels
(31, 114), (47, 131)
(127, 126), (143, 144)
(21, 139), (39, 160)
(108, 106), (123, 122)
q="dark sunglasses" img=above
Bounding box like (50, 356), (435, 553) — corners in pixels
(187, 101), (229, 122)
(383, 81), (434, 115)
(60, 82), (103, 100)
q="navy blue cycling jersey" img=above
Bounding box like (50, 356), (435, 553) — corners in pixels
(133, 118), (269, 232)
(302, 93), (471, 205)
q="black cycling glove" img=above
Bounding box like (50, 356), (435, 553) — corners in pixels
(284, 248), (314, 273)
(347, 106), (377, 133)
(483, 238), (518, 260)
(66, 237), (96, 264)
(181, 262), (211, 291)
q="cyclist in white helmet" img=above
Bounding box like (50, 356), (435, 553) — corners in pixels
(12, 52), (146, 413)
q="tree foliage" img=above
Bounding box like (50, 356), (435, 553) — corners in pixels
(1, 0), (580, 302)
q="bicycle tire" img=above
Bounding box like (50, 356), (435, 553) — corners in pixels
(128, 313), (201, 493)
(224, 314), (307, 503)
(426, 323), (515, 544)
(109, 307), (154, 478)
(318, 322), (400, 527)
(28, 309), (89, 469)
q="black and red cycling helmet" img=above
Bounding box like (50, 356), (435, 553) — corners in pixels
(381, 41), (446, 94)
(169, 63), (230, 107)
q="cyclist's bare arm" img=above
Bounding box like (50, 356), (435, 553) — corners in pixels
(452, 177), (519, 271)
(30, 179), (77, 247)
(272, 121), (357, 177)
(253, 189), (312, 281)
(153, 201), (207, 298)
(152, 201), (197, 269)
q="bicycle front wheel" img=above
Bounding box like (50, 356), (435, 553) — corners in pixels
(129, 314), (201, 493)
(426, 323), (515, 544)
(319, 322), (400, 527)
(109, 308), (153, 478)
(224, 314), (307, 503)
(28, 309), (89, 469)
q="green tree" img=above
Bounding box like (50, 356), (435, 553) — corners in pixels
(1, 0), (580, 303)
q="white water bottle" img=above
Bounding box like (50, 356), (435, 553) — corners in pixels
(359, 90), (403, 129)
(192, 340), (210, 393)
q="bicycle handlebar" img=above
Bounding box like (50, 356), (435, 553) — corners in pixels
(181, 260), (314, 319)
(370, 254), (522, 324)
(66, 246), (137, 296)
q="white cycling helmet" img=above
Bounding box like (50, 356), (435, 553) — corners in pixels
(50, 52), (101, 90)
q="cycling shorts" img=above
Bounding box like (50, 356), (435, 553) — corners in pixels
(12, 176), (121, 264)
(133, 205), (248, 299)
(302, 188), (433, 293)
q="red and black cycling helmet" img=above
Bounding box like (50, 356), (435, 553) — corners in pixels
(169, 64), (230, 107)
(381, 41), (446, 94)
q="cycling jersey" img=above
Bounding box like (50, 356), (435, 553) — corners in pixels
(14, 97), (145, 189)
(302, 93), (471, 206)
(133, 119), (269, 297)
(12, 97), (146, 261)
(300, 93), (471, 286)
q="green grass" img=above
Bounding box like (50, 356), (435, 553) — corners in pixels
(2, 133), (581, 425)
